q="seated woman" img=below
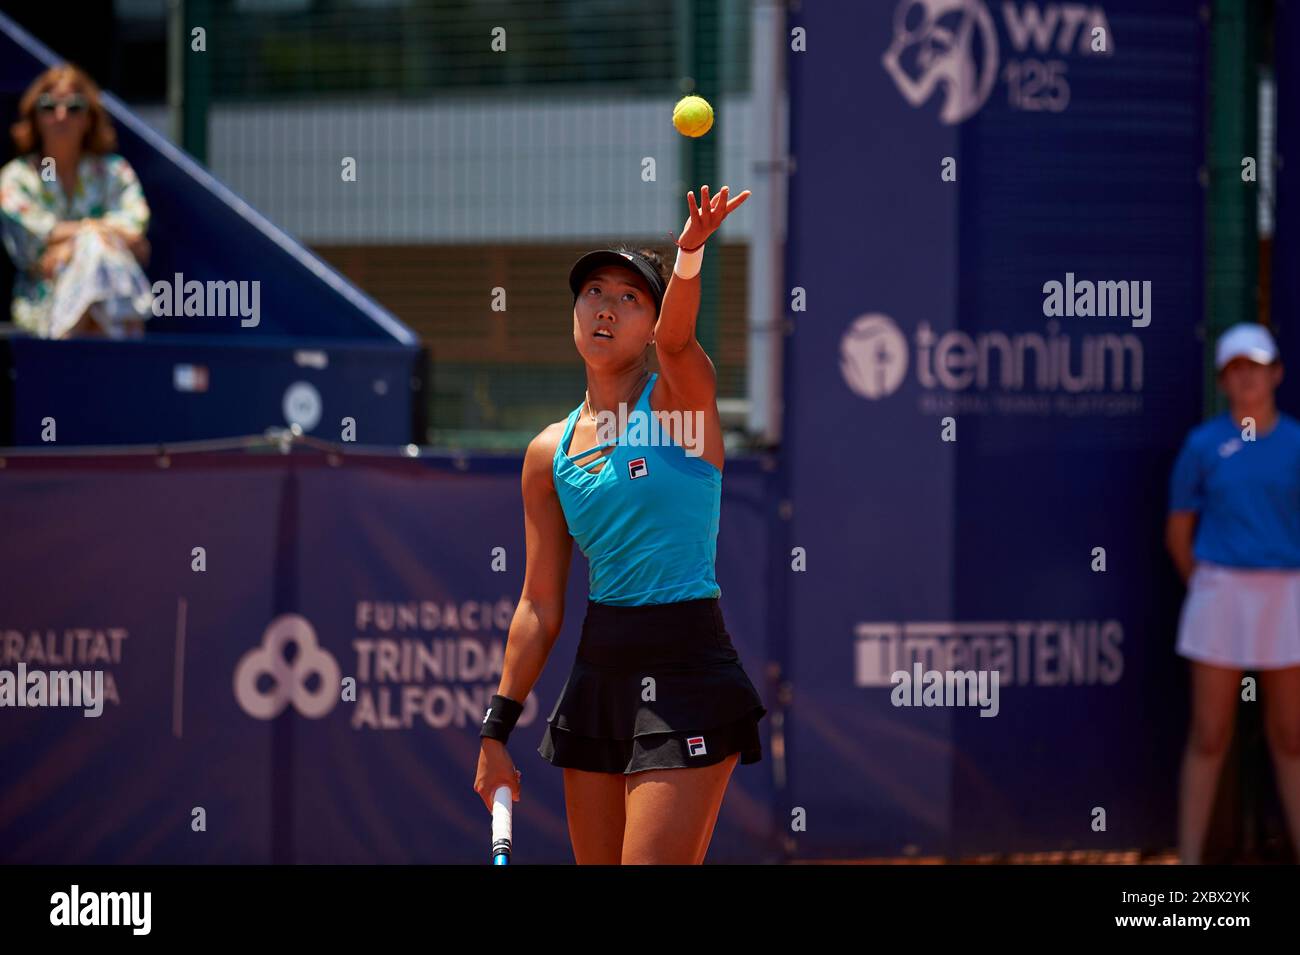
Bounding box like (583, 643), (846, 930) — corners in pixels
(0, 63), (152, 339)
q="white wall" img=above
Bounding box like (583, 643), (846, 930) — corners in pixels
(130, 95), (758, 245)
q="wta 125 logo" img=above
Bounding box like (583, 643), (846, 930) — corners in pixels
(882, 0), (1115, 124)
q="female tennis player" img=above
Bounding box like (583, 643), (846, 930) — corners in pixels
(472, 184), (767, 864)
(1166, 322), (1300, 864)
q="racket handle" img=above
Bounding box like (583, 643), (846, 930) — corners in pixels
(491, 784), (513, 864)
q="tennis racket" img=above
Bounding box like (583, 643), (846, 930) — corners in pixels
(491, 784), (512, 864)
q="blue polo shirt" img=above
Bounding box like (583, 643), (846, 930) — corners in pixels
(1168, 411), (1300, 568)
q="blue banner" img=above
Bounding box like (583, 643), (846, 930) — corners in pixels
(0, 451), (779, 863)
(0, 458), (285, 862)
(783, 0), (1205, 857)
(1277, 0), (1300, 413)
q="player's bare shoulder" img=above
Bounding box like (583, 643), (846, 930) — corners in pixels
(522, 420), (568, 490)
(527, 419), (567, 463)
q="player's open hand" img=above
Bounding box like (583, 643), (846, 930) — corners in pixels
(676, 185), (751, 251)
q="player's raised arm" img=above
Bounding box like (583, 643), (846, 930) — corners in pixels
(654, 185), (750, 404)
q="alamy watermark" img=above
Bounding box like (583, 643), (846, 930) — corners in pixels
(0, 663), (105, 717)
(1042, 272), (1151, 328)
(50, 885), (151, 935)
(591, 403), (705, 458)
(890, 662), (1000, 717)
(151, 272), (260, 327)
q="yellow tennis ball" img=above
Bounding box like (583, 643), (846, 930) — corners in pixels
(673, 95), (714, 138)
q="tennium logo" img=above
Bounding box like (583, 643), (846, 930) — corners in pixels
(839, 312), (1144, 415)
(840, 314), (910, 399)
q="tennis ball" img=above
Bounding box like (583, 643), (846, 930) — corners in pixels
(673, 95), (714, 138)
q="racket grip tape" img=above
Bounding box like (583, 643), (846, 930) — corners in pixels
(491, 784), (513, 863)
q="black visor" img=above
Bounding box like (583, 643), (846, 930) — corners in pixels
(568, 249), (666, 313)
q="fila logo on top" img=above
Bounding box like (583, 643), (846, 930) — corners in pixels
(687, 735), (707, 757)
(628, 457), (648, 479)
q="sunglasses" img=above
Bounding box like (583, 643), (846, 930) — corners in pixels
(35, 93), (89, 115)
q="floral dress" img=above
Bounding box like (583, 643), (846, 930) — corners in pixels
(0, 152), (153, 337)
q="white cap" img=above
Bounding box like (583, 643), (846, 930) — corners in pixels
(1215, 323), (1278, 370)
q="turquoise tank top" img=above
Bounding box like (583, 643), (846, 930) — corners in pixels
(552, 372), (722, 605)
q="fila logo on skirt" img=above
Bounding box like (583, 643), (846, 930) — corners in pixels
(687, 735), (707, 757)
(627, 457), (648, 479)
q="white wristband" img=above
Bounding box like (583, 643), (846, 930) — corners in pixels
(674, 244), (704, 279)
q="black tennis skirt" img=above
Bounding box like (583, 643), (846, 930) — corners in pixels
(537, 596), (767, 774)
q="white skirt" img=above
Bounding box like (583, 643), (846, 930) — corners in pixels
(1176, 561), (1300, 669)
